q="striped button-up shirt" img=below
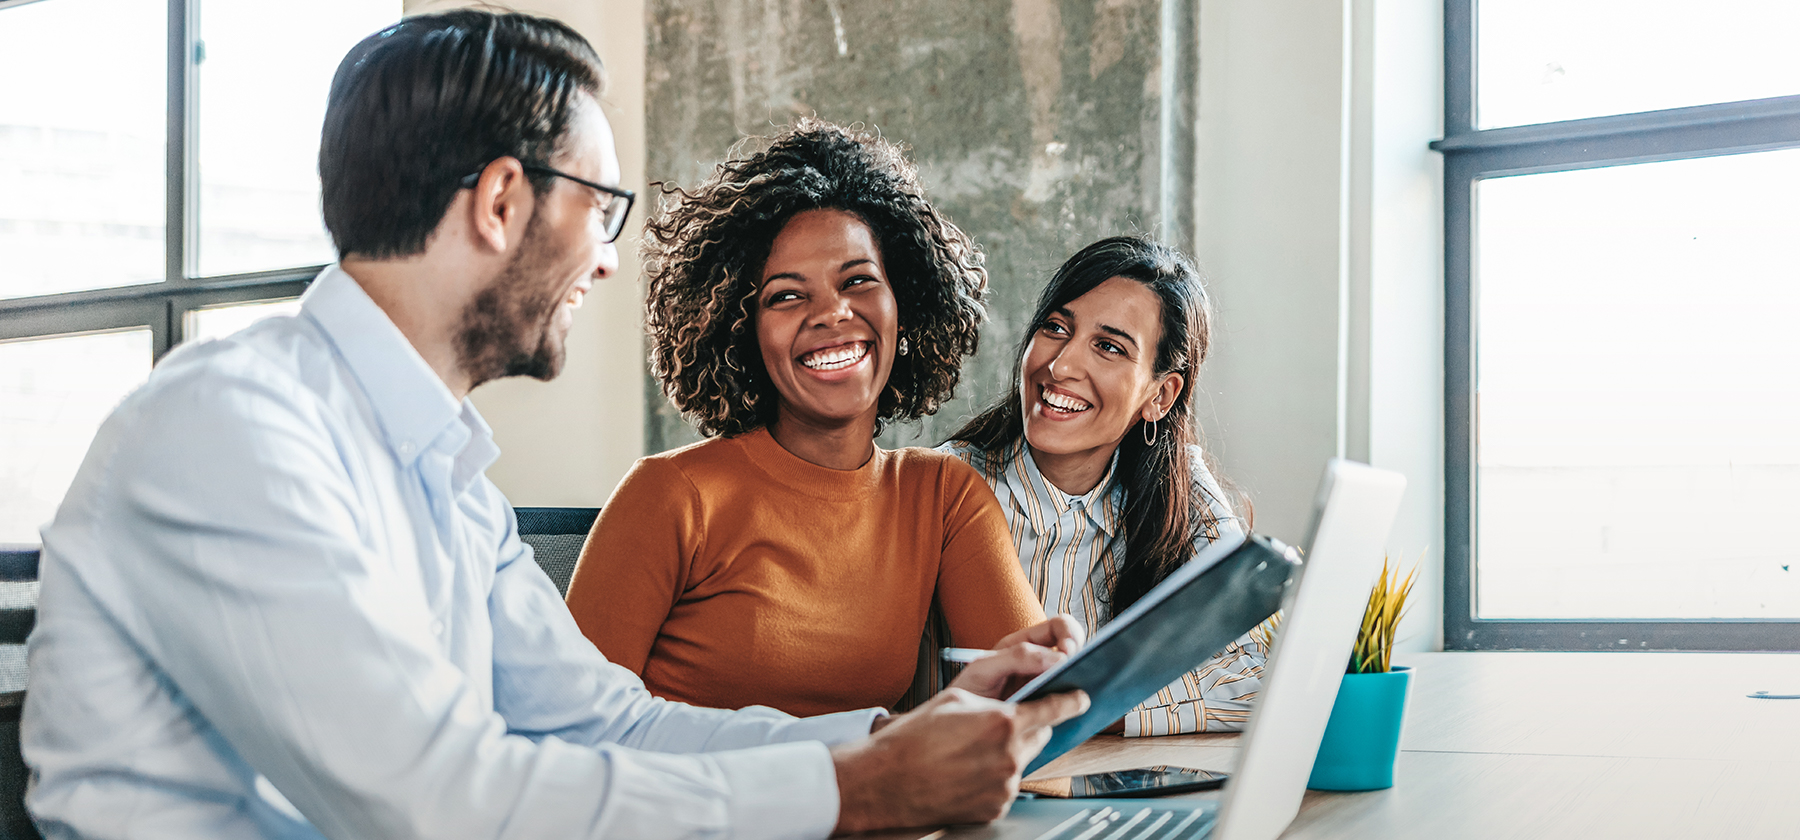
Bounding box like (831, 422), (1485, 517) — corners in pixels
(939, 440), (1270, 735)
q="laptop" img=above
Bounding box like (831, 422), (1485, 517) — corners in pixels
(934, 458), (1407, 840)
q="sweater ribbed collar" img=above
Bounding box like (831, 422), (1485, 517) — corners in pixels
(735, 426), (888, 501)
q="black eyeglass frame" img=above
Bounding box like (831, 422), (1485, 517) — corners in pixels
(459, 160), (636, 243)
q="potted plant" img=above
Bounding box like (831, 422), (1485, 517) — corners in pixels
(1307, 557), (1418, 791)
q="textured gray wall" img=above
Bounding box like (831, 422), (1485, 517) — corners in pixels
(644, 0), (1196, 453)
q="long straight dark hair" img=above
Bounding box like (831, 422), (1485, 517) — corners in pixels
(951, 235), (1236, 617)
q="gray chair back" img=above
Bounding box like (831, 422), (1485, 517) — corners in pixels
(0, 546), (40, 840)
(514, 507), (601, 597)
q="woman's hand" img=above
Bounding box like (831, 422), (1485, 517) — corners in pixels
(997, 613), (1085, 657)
(948, 614), (1086, 700)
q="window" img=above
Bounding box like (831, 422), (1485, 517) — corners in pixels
(185, 298), (306, 344)
(0, 329), (153, 542)
(0, 0), (398, 544)
(1437, 0), (1800, 649)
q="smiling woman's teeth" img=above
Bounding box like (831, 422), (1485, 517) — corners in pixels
(1041, 385), (1090, 412)
(801, 342), (869, 371)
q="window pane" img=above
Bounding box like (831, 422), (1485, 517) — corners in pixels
(195, 0), (399, 277)
(0, 329), (154, 544)
(183, 297), (302, 343)
(0, 0), (165, 300)
(1475, 149), (1800, 619)
(1478, 0), (1800, 129)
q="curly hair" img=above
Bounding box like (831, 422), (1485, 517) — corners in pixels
(643, 119), (988, 438)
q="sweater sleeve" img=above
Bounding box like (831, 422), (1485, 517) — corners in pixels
(565, 457), (702, 676)
(932, 458), (1046, 650)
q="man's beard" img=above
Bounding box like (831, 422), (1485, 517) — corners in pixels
(456, 213), (570, 389)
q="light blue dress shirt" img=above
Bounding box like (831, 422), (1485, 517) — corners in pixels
(24, 266), (878, 840)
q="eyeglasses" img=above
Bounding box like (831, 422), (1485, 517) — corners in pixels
(459, 160), (636, 243)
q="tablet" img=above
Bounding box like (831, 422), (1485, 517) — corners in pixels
(1009, 532), (1301, 775)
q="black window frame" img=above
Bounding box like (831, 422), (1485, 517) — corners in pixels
(1435, 0), (1800, 651)
(0, 0), (319, 356)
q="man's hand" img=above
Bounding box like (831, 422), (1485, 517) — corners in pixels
(949, 614), (1087, 700)
(830, 687), (1090, 834)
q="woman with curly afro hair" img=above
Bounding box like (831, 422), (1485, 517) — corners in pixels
(564, 120), (1073, 717)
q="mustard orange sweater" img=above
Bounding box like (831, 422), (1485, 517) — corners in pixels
(565, 428), (1045, 716)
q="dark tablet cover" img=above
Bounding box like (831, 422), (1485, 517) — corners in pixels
(1009, 533), (1301, 775)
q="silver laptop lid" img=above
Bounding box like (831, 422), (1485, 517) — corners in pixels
(1211, 458), (1406, 840)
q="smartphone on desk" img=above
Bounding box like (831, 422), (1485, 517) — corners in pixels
(1018, 766), (1228, 799)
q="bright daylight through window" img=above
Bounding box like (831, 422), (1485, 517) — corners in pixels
(0, 0), (166, 301)
(1476, 150), (1800, 619)
(1447, 0), (1800, 641)
(0, 0), (398, 545)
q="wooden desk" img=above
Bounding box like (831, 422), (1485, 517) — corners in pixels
(883, 652), (1800, 839)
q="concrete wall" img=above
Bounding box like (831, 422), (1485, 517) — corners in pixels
(407, 0), (649, 506)
(641, 0), (1199, 454)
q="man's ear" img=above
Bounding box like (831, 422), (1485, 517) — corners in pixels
(466, 157), (532, 253)
(1143, 371), (1184, 423)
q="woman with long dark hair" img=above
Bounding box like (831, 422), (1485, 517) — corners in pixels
(943, 235), (1269, 734)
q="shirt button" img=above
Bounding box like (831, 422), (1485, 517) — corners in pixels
(399, 442), (415, 456)
(431, 620), (445, 637)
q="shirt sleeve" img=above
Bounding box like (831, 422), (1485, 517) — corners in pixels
(563, 457), (698, 675)
(94, 367), (867, 840)
(1121, 623), (1275, 736)
(933, 457), (1047, 649)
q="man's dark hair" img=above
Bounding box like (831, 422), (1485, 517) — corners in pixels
(320, 10), (605, 259)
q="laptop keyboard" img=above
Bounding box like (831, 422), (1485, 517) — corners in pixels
(1027, 804), (1216, 840)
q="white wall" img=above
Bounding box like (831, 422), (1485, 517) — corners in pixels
(1354, 0), (1445, 652)
(1195, 0), (1444, 650)
(406, 0), (648, 506)
(1193, 0), (1348, 544)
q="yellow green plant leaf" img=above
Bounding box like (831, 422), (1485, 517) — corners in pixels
(1349, 553), (1421, 674)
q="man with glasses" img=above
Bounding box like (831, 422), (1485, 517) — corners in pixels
(24, 10), (1085, 840)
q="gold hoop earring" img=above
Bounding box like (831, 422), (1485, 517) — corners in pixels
(1142, 417), (1158, 446)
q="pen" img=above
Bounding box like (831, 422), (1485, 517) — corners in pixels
(940, 647), (994, 663)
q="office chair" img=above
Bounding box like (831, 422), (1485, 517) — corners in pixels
(0, 546), (40, 840)
(514, 507), (601, 597)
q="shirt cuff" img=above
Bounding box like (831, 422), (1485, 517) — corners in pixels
(766, 706), (887, 747)
(712, 740), (842, 840)
(1123, 711), (1144, 738)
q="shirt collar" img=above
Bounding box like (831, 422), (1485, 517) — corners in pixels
(451, 401), (501, 494)
(1000, 440), (1124, 538)
(301, 266), (478, 469)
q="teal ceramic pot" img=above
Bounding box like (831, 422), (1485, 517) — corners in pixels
(1306, 665), (1412, 791)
